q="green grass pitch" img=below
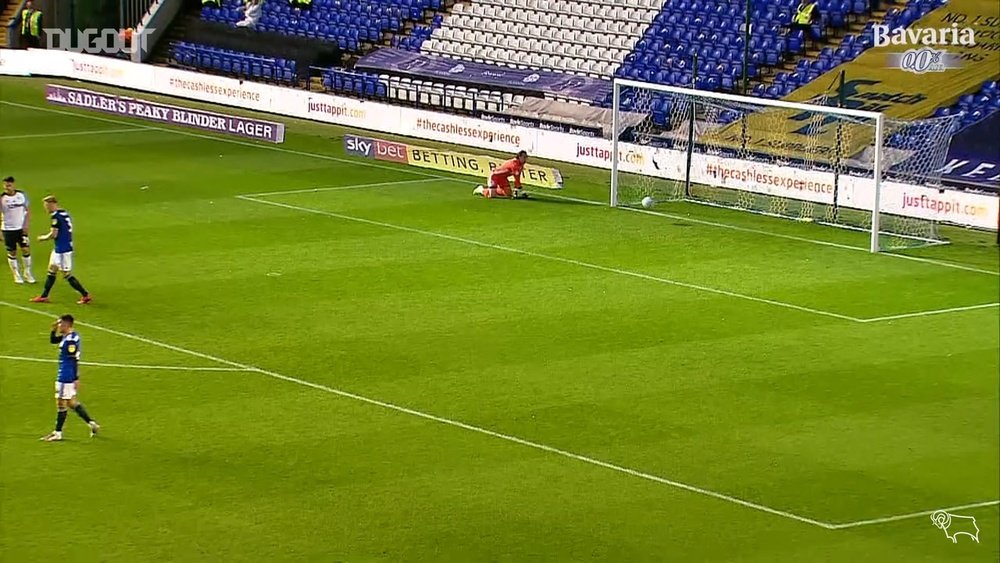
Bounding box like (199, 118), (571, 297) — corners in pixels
(1, 77), (998, 561)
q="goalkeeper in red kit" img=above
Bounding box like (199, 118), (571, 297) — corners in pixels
(473, 151), (530, 199)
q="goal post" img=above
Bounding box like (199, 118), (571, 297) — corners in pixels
(609, 78), (961, 253)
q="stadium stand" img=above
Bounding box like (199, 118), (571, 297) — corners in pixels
(422, 0), (664, 78)
(162, 0), (997, 148)
(199, 0), (442, 53)
(932, 79), (1000, 191)
(172, 41), (299, 84)
(322, 67), (388, 99)
(934, 79), (1000, 130)
(391, 16), (446, 51)
(180, 0), (888, 105)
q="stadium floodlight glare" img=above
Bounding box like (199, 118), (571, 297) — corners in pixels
(610, 78), (961, 253)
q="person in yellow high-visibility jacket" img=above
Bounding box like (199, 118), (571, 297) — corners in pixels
(20, 1), (43, 49)
(791, 1), (820, 46)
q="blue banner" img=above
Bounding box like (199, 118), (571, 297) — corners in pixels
(479, 112), (602, 138)
(940, 112), (1000, 192)
(355, 48), (612, 103)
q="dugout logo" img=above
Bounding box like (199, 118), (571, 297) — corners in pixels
(45, 28), (151, 55)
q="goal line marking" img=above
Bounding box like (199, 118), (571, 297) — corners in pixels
(830, 499), (1000, 529)
(236, 193), (862, 323)
(3, 300), (993, 530)
(4, 99), (995, 278)
(542, 192), (999, 277)
(857, 302), (1000, 323)
(0, 354), (251, 372)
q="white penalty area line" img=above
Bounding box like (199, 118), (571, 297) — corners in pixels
(0, 127), (146, 141)
(829, 499), (1000, 529)
(544, 192), (999, 278)
(0, 354), (250, 372)
(4, 99), (996, 278)
(0, 299), (831, 530)
(2, 300), (994, 531)
(857, 302), (1000, 323)
(236, 193), (862, 324)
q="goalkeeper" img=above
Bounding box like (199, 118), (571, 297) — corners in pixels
(473, 151), (530, 199)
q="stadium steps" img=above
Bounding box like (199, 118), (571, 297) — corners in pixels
(147, 13), (195, 66)
(1, 0), (21, 47)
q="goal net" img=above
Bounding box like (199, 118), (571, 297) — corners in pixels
(609, 79), (963, 252)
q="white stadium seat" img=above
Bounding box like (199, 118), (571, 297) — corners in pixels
(419, 0), (658, 81)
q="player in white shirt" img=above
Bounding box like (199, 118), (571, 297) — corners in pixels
(1, 176), (35, 284)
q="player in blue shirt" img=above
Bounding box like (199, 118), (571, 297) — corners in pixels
(30, 195), (92, 304)
(41, 314), (100, 441)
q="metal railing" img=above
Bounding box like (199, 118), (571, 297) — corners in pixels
(119, 0), (157, 29)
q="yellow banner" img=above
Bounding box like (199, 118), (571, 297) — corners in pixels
(707, 0), (1000, 162)
(405, 144), (564, 189)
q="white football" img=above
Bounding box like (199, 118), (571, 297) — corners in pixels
(641, 196), (655, 209)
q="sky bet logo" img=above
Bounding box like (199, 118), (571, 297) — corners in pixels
(344, 135), (373, 157)
(343, 135), (408, 164)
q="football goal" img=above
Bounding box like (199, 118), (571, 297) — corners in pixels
(609, 78), (962, 252)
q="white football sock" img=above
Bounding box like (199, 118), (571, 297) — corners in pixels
(8, 257), (21, 277)
(21, 254), (32, 271)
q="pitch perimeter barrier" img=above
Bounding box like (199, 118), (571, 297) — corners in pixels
(344, 134), (564, 189)
(0, 48), (995, 230)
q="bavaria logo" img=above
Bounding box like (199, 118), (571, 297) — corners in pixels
(873, 23), (973, 74)
(447, 64), (465, 74)
(872, 23), (976, 47)
(523, 73), (540, 84)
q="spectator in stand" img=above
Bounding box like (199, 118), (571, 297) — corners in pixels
(19, 1), (42, 49)
(791, 0), (820, 48)
(237, 0), (263, 28)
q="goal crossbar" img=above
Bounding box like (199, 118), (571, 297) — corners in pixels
(611, 78), (891, 253)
